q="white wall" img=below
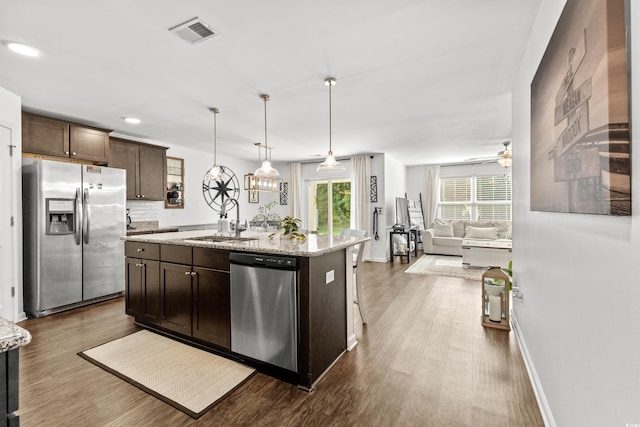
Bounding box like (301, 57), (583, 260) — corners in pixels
(375, 153), (407, 261)
(512, 1), (640, 425)
(368, 154), (387, 261)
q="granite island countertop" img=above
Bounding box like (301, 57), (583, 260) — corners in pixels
(0, 317), (31, 353)
(126, 221), (179, 236)
(122, 230), (369, 257)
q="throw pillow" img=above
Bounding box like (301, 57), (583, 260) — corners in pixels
(465, 226), (498, 239)
(434, 221), (454, 237)
(451, 220), (466, 237)
(494, 221), (511, 239)
(466, 221), (493, 230)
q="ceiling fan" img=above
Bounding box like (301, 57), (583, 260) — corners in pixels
(464, 141), (512, 168)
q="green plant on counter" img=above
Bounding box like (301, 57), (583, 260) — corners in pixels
(269, 216), (306, 241)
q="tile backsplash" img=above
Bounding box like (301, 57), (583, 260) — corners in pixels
(126, 200), (163, 222)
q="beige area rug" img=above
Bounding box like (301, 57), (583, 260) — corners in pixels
(405, 255), (484, 280)
(79, 330), (255, 419)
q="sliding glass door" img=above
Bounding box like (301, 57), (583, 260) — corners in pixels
(307, 179), (351, 235)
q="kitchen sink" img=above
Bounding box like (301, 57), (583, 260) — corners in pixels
(183, 235), (257, 243)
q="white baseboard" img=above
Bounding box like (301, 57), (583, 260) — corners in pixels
(511, 314), (556, 427)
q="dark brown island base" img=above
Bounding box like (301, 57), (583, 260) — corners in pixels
(122, 230), (368, 391)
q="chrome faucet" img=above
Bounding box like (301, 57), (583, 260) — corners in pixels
(229, 198), (246, 237)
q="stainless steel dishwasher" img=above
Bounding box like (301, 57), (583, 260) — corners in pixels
(230, 252), (298, 372)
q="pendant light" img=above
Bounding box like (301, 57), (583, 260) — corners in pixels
(254, 94), (280, 178)
(317, 77), (345, 172)
(243, 96), (282, 193)
(496, 141), (512, 168)
(205, 107), (223, 182)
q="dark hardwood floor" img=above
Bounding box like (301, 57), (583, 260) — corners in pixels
(16, 255), (544, 426)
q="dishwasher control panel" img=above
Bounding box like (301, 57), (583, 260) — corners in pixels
(229, 252), (297, 271)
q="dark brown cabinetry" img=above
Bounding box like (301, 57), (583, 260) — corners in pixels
(192, 266), (230, 348)
(110, 138), (167, 201)
(158, 245), (231, 349)
(124, 242), (231, 350)
(22, 112), (110, 163)
(124, 242), (161, 323)
(0, 349), (20, 426)
(160, 262), (193, 336)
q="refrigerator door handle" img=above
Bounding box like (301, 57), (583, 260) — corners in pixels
(75, 187), (82, 246)
(83, 188), (90, 244)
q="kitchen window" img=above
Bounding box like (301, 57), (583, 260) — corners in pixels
(437, 175), (511, 221)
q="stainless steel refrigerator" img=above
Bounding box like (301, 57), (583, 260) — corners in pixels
(22, 159), (126, 317)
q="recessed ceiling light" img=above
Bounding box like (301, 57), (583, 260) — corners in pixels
(123, 117), (141, 124)
(2, 40), (40, 57)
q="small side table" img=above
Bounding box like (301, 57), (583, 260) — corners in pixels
(390, 230), (411, 263)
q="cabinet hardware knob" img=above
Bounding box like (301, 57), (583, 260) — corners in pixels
(137, 248), (144, 252)
(72, 152), (76, 156)
(141, 195), (145, 198)
(136, 263), (144, 267)
(191, 271), (197, 276)
(184, 271), (191, 275)
(65, 151), (69, 155)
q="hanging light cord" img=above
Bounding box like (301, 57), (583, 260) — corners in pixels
(328, 79), (333, 154)
(210, 107), (219, 165)
(261, 94), (269, 161)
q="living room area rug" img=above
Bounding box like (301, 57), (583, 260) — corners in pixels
(405, 255), (484, 280)
(79, 330), (255, 419)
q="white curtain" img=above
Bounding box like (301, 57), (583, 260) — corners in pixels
(424, 165), (440, 228)
(351, 155), (371, 258)
(288, 162), (302, 219)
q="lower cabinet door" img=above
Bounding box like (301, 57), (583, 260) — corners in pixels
(192, 267), (230, 349)
(161, 262), (193, 336)
(143, 260), (161, 324)
(125, 258), (144, 317)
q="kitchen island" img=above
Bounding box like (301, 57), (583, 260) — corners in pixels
(121, 230), (368, 391)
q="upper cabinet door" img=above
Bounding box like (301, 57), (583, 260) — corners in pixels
(109, 138), (139, 200)
(109, 139), (167, 201)
(22, 112), (110, 163)
(70, 126), (109, 163)
(138, 144), (166, 201)
(22, 113), (70, 157)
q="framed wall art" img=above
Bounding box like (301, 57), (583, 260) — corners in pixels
(370, 176), (378, 203)
(248, 190), (259, 204)
(280, 182), (288, 205)
(530, 0), (630, 215)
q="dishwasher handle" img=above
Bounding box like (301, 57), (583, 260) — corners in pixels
(229, 252), (297, 271)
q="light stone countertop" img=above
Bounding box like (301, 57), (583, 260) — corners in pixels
(0, 317), (31, 353)
(126, 221), (180, 235)
(122, 230), (369, 257)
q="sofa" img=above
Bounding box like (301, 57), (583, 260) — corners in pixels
(422, 219), (512, 256)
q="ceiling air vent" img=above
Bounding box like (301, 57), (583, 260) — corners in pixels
(169, 17), (219, 44)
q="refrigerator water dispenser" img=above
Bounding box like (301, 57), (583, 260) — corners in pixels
(46, 198), (75, 235)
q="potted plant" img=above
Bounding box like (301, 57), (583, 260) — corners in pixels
(269, 216), (306, 241)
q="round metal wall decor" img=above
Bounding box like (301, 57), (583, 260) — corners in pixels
(202, 166), (240, 216)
